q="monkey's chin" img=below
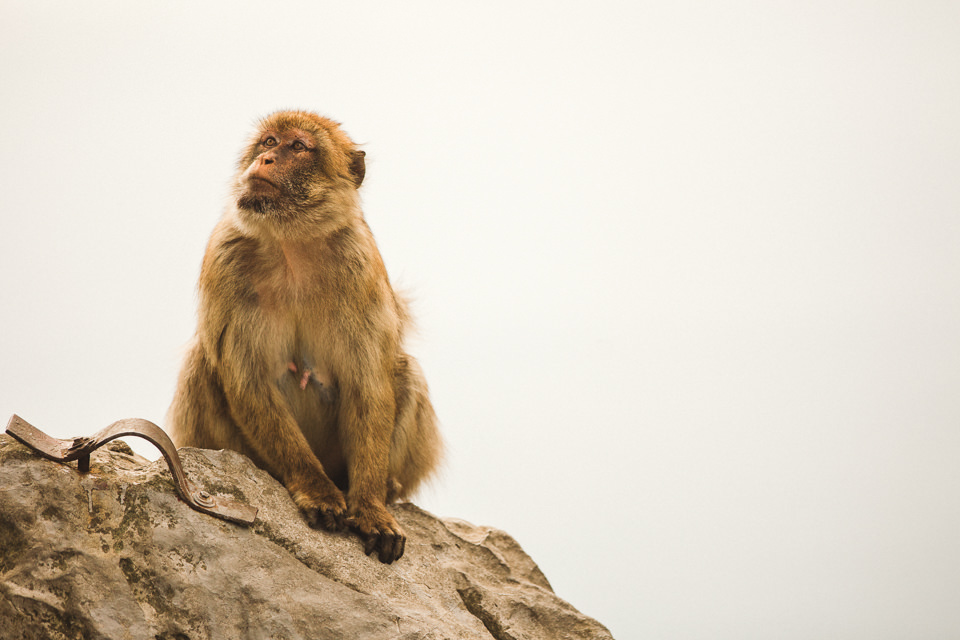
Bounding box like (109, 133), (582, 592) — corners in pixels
(236, 194), (281, 216)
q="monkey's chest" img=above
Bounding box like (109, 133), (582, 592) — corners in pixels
(257, 289), (338, 391)
(251, 266), (350, 405)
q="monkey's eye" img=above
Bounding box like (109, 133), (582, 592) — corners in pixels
(262, 136), (278, 148)
(292, 140), (307, 151)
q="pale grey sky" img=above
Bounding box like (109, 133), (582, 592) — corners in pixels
(2, 2), (959, 638)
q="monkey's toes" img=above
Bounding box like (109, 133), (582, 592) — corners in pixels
(307, 503), (348, 532)
(360, 527), (406, 564)
(350, 510), (406, 563)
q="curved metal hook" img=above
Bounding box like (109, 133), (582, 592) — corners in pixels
(5, 414), (257, 526)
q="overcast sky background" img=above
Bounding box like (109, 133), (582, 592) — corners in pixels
(2, 2), (959, 638)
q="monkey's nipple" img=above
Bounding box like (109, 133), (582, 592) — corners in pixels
(287, 361), (313, 391)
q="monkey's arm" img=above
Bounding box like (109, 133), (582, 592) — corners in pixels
(323, 278), (407, 562)
(213, 323), (349, 531)
(338, 363), (406, 563)
(316, 233), (408, 561)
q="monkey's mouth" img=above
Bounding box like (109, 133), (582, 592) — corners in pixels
(247, 176), (278, 190)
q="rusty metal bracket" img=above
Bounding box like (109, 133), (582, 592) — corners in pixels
(5, 414), (257, 526)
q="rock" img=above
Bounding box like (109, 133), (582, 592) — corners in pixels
(0, 433), (614, 639)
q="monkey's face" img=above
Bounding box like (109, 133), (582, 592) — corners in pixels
(233, 111), (366, 237)
(236, 127), (323, 216)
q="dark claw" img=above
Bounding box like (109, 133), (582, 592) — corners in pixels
(379, 539), (393, 563)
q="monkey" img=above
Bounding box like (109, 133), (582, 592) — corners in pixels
(167, 110), (442, 563)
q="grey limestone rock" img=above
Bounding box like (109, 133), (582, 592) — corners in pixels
(0, 433), (613, 639)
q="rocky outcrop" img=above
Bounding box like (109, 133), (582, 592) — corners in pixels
(0, 433), (613, 639)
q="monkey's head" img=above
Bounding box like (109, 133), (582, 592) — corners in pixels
(232, 110), (366, 238)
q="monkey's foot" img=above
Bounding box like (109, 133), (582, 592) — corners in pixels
(348, 502), (406, 564)
(307, 503), (349, 532)
(292, 487), (348, 532)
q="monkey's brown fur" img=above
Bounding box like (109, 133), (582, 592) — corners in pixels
(168, 110), (442, 563)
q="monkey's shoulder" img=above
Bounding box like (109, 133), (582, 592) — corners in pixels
(324, 222), (376, 256)
(204, 221), (259, 263)
(323, 222), (387, 276)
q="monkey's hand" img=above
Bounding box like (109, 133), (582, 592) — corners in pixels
(293, 485), (349, 532)
(348, 501), (406, 564)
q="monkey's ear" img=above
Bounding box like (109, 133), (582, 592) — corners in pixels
(349, 150), (366, 187)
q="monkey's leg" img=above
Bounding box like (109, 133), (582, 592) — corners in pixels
(388, 354), (442, 501)
(169, 344), (255, 454)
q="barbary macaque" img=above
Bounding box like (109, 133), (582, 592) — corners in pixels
(168, 110), (442, 563)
